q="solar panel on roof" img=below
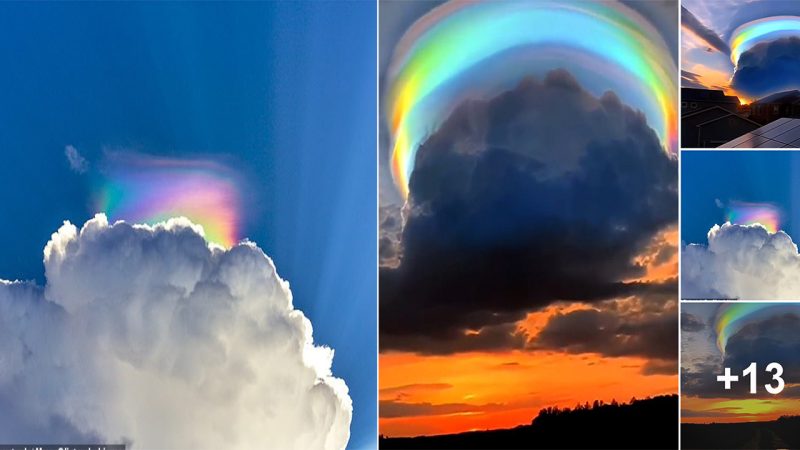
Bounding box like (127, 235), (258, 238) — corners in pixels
(760, 120), (800, 139)
(743, 136), (781, 148)
(719, 118), (800, 148)
(755, 138), (784, 148)
(743, 138), (772, 148)
(719, 136), (752, 148)
(772, 123), (800, 144)
(750, 117), (790, 135)
(728, 136), (763, 148)
(719, 133), (752, 148)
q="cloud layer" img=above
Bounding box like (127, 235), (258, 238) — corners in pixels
(731, 36), (800, 98)
(681, 6), (731, 56)
(682, 223), (800, 300)
(534, 299), (677, 363)
(0, 215), (351, 449)
(380, 70), (677, 354)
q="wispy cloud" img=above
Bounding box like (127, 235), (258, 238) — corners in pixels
(682, 6), (731, 56)
(64, 145), (88, 173)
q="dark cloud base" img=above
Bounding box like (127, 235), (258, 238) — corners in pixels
(535, 303), (677, 362)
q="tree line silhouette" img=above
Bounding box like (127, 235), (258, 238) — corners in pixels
(380, 394), (678, 449)
(683, 415), (800, 449)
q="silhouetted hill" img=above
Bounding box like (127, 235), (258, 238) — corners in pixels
(683, 415), (800, 449)
(380, 394), (678, 449)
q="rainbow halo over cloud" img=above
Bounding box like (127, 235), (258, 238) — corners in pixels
(385, 0), (678, 198)
(726, 201), (781, 233)
(96, 153), (243, 247)
(730, 16), (800, 66)
(715, 303), (800, 354)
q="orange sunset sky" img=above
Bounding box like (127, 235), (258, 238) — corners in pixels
(380, 228), (679, 437)
(682, 395), (800, 424)
(680, 19), (752, 103)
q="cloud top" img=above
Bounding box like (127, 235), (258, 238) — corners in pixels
(0, 214), (352, 449)
(682, 222), (800, 300)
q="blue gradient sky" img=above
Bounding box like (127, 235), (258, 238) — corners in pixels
(0, 2), (375, 448)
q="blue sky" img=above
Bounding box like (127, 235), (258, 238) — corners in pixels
(0, 2), (375, 448)
(681, 151), (800, 244)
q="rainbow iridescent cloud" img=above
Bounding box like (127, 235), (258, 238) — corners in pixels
(731, 16), (800, 66)
(726, 201), (781, 233)
(715, 303), (800, 354)
(96, 153), (243, 247)
(385, 0), (678, 198)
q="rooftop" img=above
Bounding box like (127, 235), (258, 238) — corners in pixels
(682, 87), (740, 104)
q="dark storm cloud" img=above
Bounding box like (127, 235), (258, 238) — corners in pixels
(384, 321), (529, 355)
(642, 359), (677, 376)
(533, 303), (678, 361)
(681, 359), (725, 400)
(380, 70), (677, 354)
(723, 314), (800, 388)
(683, 313), (800, 399)
(731, 36), (800, 98)
(681, 312), (706, 332)
(681, 6), (731, 56)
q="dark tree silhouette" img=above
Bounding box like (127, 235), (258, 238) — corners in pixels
(683, 416), (800, 449)
(380, 394), (678, 449)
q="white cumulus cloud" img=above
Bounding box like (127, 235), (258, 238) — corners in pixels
(682, 222), (800, 300)
(0, 214), (351, 449)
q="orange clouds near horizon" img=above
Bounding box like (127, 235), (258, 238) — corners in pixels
(682, 396), (800, 424)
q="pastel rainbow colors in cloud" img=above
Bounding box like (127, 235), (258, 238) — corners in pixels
(715, 303), (800, 354)
(385, 0), (678, 198)
(730, 16), (800, 66)
(96, 153), (243, 247)
(725, 201), (781, 233)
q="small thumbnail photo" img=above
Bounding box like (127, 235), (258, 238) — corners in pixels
(682, 302), (800, 449)
(681, 150), (800, 300)
(682, 0), (800, 148)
